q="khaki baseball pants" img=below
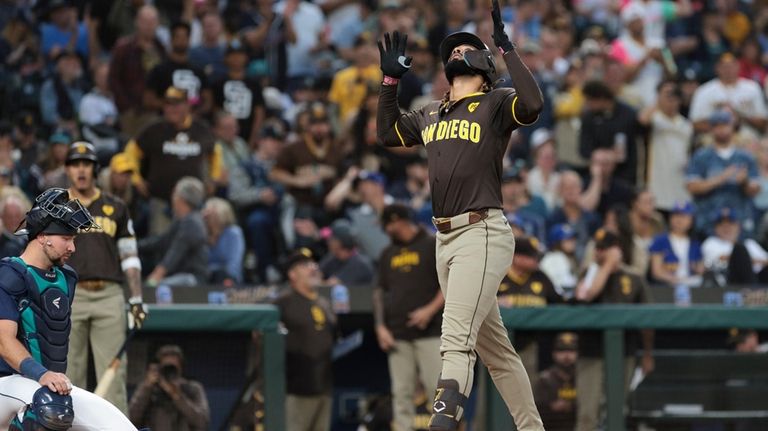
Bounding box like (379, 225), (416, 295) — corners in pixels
(435, 209), (543, 430)
(285, 394), (332, 431)
(389, 337), (442, 431)
(67, 282), (128, 413)
(575, 356), (636, 431)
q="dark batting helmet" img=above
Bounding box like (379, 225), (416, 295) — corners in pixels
(439, 31), (496, 85)
(65, 141), (99, 175)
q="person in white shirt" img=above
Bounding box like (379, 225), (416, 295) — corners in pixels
(526, 129), (561, 212)
(639, 80), (693, 214)
(702, 206), (768, 284)
(540, 224), (579, 298)
(689, 53), (768, 137)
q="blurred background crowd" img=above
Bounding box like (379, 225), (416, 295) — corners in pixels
(0, 0), (767, 429)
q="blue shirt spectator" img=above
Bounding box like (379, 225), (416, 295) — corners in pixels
(203, 197), (245, 285)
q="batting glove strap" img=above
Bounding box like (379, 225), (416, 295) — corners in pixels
(128, 297), (148, 330)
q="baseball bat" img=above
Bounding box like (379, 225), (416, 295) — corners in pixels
(94, 327), (137, 398)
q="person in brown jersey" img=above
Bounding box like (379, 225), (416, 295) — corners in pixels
(374, 204), (444, 431)
(533, 332), (578, 431)
(63, 141), (146, 413)
(375, 2), (545, 429)
(497, 236), (563, 386)
(123, 86), (224, 235)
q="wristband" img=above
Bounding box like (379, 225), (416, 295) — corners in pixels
(20, 357), (48, 381)
(383, 76), (400, 86)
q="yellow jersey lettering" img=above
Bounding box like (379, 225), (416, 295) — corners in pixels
(419, 121), (483, 144)
(449, 119), (459, 139)
(83, 216), (117, 237)
(391, 250), (420, 270)
(458, 120), (469, 140)
(436, 121), (448, 140)
(470, 123), (481, 143)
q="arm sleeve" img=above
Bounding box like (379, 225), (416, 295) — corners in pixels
(376, 84), (423, 148)
(208, 143), (225, 182)
(124, 139), (146, 183)
(501, 49), (544, 126)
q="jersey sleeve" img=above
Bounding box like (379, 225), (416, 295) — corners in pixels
(490, 88), (537, 134)
(391, 110), (424, 147)
(115, 200), (135, 240)
(0, 289), (18, 321)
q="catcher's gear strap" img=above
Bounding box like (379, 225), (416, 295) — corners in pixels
(428, 379), (467, 430)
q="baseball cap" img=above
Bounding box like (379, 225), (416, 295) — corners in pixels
(671, 201), (694, 215)
(381, 203), (414, 227)
(714, 207), (739, 224)
(16, 111), (35, 134)
(225, 38), (247, 55)
(554, 332), (578, 351)
(594, 228), (620, 250)
(164, 86), (188, 103)
(325, 219), (357, 249)
(515, 236), (542, 258)
(306, 102), (329, 123)
(49, 130), (71, 145)
(357, 170), (386, 187)
(548, 224), (576, 246)
(109, 152), (138, 174)
(283, 247), (315, 272)
(709, 109), (733, 125)
(530, 128), (554, 150)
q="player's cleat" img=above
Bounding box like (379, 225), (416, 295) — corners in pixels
(428, 379), (467, 430)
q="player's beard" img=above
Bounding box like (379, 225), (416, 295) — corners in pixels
(444, 58), (481, 84)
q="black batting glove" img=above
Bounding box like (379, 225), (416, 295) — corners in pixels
(491, 0), (514, 53)
(377, 31), (412, 79)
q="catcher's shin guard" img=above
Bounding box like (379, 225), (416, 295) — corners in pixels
(428, 379), (467, 431)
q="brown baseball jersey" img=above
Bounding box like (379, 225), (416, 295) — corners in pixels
(131, 118), (217, 200)
(274, 289), (336, 396)
(377, 228), (442, 340)
(533, 366), (577, 431)
(67, 190), (134, 283)
(386, 88), (532, 218)
(498, 269), (562, 349)
(274, 139), (343, 208)
(579, 269), (650, 358)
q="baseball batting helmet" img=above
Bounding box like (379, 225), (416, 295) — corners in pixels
(439, 32), (496, 84)
(31, 387), (74, 430)
(14, 188), (98, 240)
(65, 141), (99, 174)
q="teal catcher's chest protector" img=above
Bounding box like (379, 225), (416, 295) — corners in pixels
(0, 257), (75, 373)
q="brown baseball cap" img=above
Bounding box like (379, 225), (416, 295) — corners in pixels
(554, 332), (578, 351)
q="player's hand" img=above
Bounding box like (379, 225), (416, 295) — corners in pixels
(491, 0), (514, 53)
(406, 306), (434, 330)
(39, 371), (72, 395)
(377, 31), (412, 79)
(641, 353), (655, 375)
(128, 296), (148, 330)
(375, 325), (396, 352)
(158, 377), (180, 400)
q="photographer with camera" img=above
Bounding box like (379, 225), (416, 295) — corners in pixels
(129, 345), (210, 431)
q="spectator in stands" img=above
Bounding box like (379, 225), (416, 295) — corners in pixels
(38, 130), (72, 189)
(228, 121), (286, 282)
(214, 112), (249, 193)
(203, 197), (245, 286)
(271, 102), (343, 224)
(388, 156), (432, 227)
(526, 129), (560, 212)
(702, 207), (768, 285)
(319, 219), (375, 287)
(146, 21), (209, 111)
(727, 328), (764, 353)
(553, 59), (588, 173)
(689, 53), (768, 136)
(533, 332), (578, 431)
(629, 189), (665, 270)
(99, 152), (149, 239)
(0, 193), (29, 258)
(541, 224), (579, 298)
(277, 0), (327, 93)
(498, 236), (563, 384)
(579, 80), (641, 185)
(109, 4), (166, 136)
(189, 11), (226, 81)
(124, 86), (222, 234)
(79, 60), (119, 161)
(574, 229), (654, 431)
(211, 40), (266, 145)
(373, 204), (443, 431)
(129, 344), (210, 431)
(237, 0), (293, 90)
(548, 170), (600, 262)
(686, 109), (760, 237)
(40, 0), (89, 62)
(275, 248), (335, 431)
(345, 170), (392, 262)
(639, 80), (693, 216)
(501, 170), (548, 242)
(327, 32), (382, 124)
(649, 201), (704, 287)
(140, 176), (210, 288)
(584, 148), (635, 218)
(39, 50), (87, 133)
(13, 112), (44, 199)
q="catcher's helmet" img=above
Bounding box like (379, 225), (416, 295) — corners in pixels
(439, 32), (496, 85)
(15, 188), (98, 240)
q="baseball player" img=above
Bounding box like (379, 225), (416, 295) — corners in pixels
(0, 188), (138, 430)
(376, 1), (545, 429)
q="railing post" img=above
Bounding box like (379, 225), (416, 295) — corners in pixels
(604, 328), (625, 431)
(263, 330), (286, 431)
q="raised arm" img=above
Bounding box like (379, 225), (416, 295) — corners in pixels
(376, 31), (417, 148)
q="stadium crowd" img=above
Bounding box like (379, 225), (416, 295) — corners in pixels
(0, 0), (767, 429)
